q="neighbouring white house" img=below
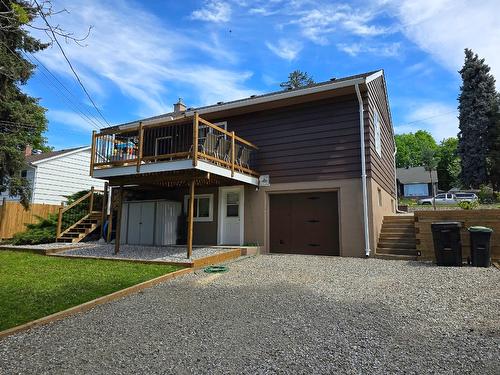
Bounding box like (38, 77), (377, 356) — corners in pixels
(1, 146), (105, 205)
(396, 166), (438, 198)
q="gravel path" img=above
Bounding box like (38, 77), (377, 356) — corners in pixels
(1, 256), (499, 374)
(60, 244), (230, 262)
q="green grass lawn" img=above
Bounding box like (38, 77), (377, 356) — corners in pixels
(0, 251), (183, 331)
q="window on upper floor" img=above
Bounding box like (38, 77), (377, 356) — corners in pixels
(374, 110), (382, 157)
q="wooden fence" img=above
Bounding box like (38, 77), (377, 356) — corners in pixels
(0, 200), (61, 240)
(415, 210), (500, 261)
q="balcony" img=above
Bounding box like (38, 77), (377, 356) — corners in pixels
(90, 114), (259, 185)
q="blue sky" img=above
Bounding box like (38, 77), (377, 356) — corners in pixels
(24, 0), (500, 150)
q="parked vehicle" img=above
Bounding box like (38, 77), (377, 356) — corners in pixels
(418, 193), (457, 205)
(418, 192), (478, 205)
(454, 192), (478, 201)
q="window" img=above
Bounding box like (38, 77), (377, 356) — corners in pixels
(404, 183), (428, 197)
(184, 194), (213, 222)
(377, 188), (382, 207)
(226, 192), (239, 217)
(374, 110), (382, 157)
(20, 170), (27, 178)
(199, 121), (227, 141)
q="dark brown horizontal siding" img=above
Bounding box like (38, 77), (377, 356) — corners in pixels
(365, 76), (396, 195)
(211, 94), (362, 184)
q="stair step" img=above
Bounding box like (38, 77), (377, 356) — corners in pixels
(377, 241), (417, 249)
(382, 223), (415, 228)
(378, 233), (416, 240)
(376, 247), (420, 256)
(384, 215), (415, 222)
(374, 253), (419, 261)
(380, 229), (416, 236)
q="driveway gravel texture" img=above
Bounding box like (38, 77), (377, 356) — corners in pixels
(1, 255), (499, 374)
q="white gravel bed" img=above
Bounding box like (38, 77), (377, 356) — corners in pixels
(0, 256), (499, 374)
(60, 244), (231, 262)
(0, 241), (97, 250)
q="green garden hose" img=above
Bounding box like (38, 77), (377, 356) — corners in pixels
(204, 265), (229, 273)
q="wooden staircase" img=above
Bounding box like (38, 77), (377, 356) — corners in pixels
(375, 215), (420, 260)
(56, 211), (102, 243)
(56, 187), (105, 244)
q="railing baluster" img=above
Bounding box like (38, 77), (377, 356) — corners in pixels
(193, 112), (199, 167)
(231, 131), (235, 177)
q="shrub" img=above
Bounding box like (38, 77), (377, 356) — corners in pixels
(458, 200), (479, 210)
(11, 214), (58, 245)
(477, 185), (495, 204)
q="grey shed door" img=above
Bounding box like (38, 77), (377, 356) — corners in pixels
(125, 201), (155, 245)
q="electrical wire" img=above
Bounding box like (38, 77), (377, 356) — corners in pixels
(33, 0), (111, 127)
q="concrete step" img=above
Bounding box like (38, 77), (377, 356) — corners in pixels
(382, 222), (415, 228)
(383, 216), (415, 222)
(378, 233), (416, 241)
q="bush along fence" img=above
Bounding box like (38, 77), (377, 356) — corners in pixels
(0, 199), (61, 240)
(415, 210), (500, 261)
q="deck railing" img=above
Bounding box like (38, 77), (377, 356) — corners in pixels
(56, 187), (104, 238)
(91, 114), (258, 177)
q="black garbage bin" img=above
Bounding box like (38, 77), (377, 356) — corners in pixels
(468, 226), (493, 267)
(431, 222), (462, 266)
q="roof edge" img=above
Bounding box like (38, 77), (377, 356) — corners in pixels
(29, 146), (90, 165)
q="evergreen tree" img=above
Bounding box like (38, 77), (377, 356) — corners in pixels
(458, 49), (497, 188)
(280, 70), (315, 90)
(0, 1), (49, 207)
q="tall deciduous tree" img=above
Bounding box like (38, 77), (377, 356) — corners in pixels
(458, 48), (497, 188)
(436, 137), (461, 191)
(280, 70), (315, 90)
(0, 1), (49, 207)
(395, 130), (438, 168)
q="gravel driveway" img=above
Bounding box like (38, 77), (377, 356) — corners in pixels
(1, 256), (499, 374)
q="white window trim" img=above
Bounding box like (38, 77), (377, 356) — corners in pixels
(183, 193), (214, 222)
(374, 110), (382, 158)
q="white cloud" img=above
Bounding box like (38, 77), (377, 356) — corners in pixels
(337, 42), (400, 57)
(266, 39), (303, 60)
(48, 109), (101, 133)
(191, 0), (232, 23)
(291, 4), (391, 44)
(384, 0), (500, 87)
(32, 0), (254, 122)
(395, 102), (458, 141)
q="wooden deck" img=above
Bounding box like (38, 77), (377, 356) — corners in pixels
(90, 114), (259, 182)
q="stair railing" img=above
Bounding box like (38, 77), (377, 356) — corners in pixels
(57, 187), (104, 238)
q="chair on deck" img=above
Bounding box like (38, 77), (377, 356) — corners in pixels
(215, 137), (231, 162)
(200, 133), (218, 157)
(238, 147), (251, 170)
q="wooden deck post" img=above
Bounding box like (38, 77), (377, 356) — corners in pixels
(231, 131), (235, 177)
(187, 179), (195, 259)
(88, 186), (95, 214)
(192, 112), (199, 167)
(90, 130), (96, 177)
(106, 187), (113, 243)
(101, 182), (108, 238)
(114, 187), (124, 254)
(136, 121), (144, 172)
(0, 197), (6, 240)
(56, 202), (64, 239)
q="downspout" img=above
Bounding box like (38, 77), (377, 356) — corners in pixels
(354, 83), (371, 258)
(393, 146), (405, 213)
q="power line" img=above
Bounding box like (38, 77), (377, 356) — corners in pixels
(399, 110), (457, 126)
(0, 38), (104, 131)
(33, 0), (110, 128)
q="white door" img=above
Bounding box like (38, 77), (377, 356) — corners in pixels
(219, 187), (243, 245)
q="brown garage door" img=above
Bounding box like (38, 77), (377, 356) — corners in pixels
(270, 192), (340, 256)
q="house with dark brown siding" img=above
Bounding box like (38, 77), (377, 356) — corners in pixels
(80, 70), (396, 258)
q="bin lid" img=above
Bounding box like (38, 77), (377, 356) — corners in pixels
(468, 226), (493, 233)
(431, 221), (462, 228)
